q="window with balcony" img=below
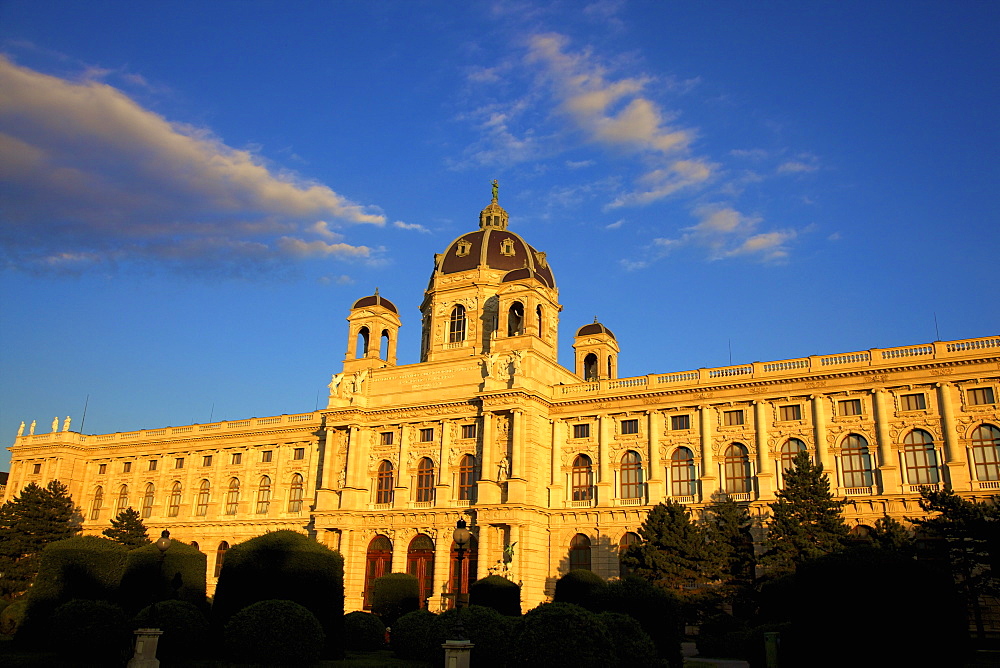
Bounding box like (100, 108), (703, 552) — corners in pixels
(723, 443), (752, 494)
(572, 454), (594, 501)
(670, 447), (697, 498)
(903, 429), (939, 485)
(168, 482), (181, 517)
(289, 473), (305, 513)
(780, 439), (807, 474)
(141, 483), (154, 519)
(90, 486), (103, 521)
(620, 451), (643, 499)
(448, 305), (467, 343)
(376, 461), (394, 505)
(416, 458), (435, 503)
(458, 454), (476, 501)
(971, 424), (1000, 481)
(196, 480), (210, 516)
(841, 434), (874, 489)
(225, 478), (240, 515)
(256, 476), (271, 514)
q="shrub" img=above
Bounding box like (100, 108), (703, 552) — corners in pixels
(510, 602), (614, 668)
(120, 538), (207, 613)
(433, 605), (515, 668)
(596, 576), (682, 666)
(391, 608), (438, 661)
(469, 575), (521, 616)
(0, 599), (27, 636)
(48, 599), (130, 663)
(596, 611), (658, 668)
(133, 599), (209, 660)
(343, 610), (385, 651)
(371, 572), (419, 626)
(553, 569), (605, 609)
(212, 530), (344, 658)
(224, 599), (325, 666)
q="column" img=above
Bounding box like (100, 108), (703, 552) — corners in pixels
(937, 382), (970, 490)
(396, 424), (410, 507)
(432, 531), (452, 611)
(438, 420), (450, 489)
(646, 410), (664, 501)
(596, 414), (612, 504)
(547, 420), (563, 508)
(698, 406), (716, 501)
(872, 389), (899, 493)
(474, 524), (493, 582)
(477, 413), (501, 504)
(321, 428), (337, 489)
(507, 410), (527, 503)
(754, 401), (774, 499)
(391, 533), (408, 582)
(811, 395), (831, 474)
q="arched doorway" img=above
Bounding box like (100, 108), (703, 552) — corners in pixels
(406, 534), (435, 609)
(447, 534), (478, 610)
(364, 535), (392, 609)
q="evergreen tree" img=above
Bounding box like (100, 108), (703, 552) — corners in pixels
(103, 507), (151, 548)
(760, 450), (848, 575)
(0, 481), (80, 597)
(620, 500), (710, 595)
(869, 514), (915, 556)
(702, 494), (756, 586)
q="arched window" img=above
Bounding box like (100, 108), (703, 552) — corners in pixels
(116, 485), (130, 515)
(90, 486), (103, 521)
(380, 329), (390, 359)
(780, 438), (807, 472)
(356, 326), (370, 358)
(841, 434), (874, 488)
(288, 473), (304, 513)
(620, 451), (644, 499)
(583, 353), (598, 381)
(458, 454), (476, 501)
(449, 305), (467, 343)
(904, 429), (939, 484)
(723, 443), (752, 494)
(256, 476), (271, 514)
(670, 447), (697, 498)
(569, 533), (592, 571)
(407, 534), (435, 609)
(214, 541), (229, 578)
(607, 355), (613, 379)
(364, 535), (392, 609)
(225, 478), (240, 515)
(572, 454), (594, 501)
(376, 461), (394, 505)
(416, 458), (435, 503)
(536, 305), (544, 338)
(507, 301), (524, 336)
(168, 482), (182, 517)
(619, 532), (640, 578)
(196, 480), (210, 516)
(971, 424), (1000, 481)
(448, 534), (478, 610)
(190, 541), (199, 551)
(141, 483), (155, 519)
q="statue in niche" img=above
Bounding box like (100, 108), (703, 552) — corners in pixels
(503, 541), (517, 564)
(497, 455), (510, 481)
(17, 422), (24, 437)
(63, 416), (71, 432)
(511, 350), (523, 375)
(29, 420), (36, 435)
(337, 469), (347, 488)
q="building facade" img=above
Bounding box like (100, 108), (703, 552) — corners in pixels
(6, 194), (1000, 612)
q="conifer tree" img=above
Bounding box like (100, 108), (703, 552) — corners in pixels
(103, 507), (151, 548)
(0, 480), (80, 597)
(761, 450), (848, 575)
(620, 500), (710, 594)
(869, 514), (915, 556)
(702, 494), (756, 586)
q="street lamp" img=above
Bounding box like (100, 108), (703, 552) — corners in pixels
(452, 519), (471, 608)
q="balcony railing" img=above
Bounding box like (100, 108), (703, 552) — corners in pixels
(843, 486), (874, 496)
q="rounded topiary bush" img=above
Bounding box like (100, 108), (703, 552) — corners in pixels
(595, 575), (682, 666)
(510, 602), (614, 668)
(433, 605), (515, 668)
(469, 575), (521, 616)
(391, 608), (438, 661)
(48, 599), (130, 663)
(120, 538), (207, 613)
(371, 572), (419, 626)
(553, 569), (605, 609)
(343, 610), (385, 651)
(0, 599), (28, 636)
(133, 599), (209, 660)
(224, 599), (325, 666)
(596, 611), (658, 668)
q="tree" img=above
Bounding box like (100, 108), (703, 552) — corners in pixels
(702, 494), (756, 586)
(620, 500), (710, 595)
(0, 481), (80, 598)
(760, 451), (848, 575)
(102, 507), (151, 549)
(869, 514), (915, 556)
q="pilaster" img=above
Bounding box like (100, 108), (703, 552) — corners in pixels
(872, 389), (900, 493)
(596, 414), (612, 504)
(754, 401), (775, 499)
(698, 406), (716, 500)
(646, 410), (664, 500)
(938, 382), (970, 490)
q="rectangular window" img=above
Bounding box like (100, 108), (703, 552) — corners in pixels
(670, 414), (691, 431)
(900, 393), (927, 411)
(621, 419), (640, 435)
(231, 453), (242, 465)
(123, 462), (132, 473)
(293, 447), (305, 460)
(572, 423), (591, 439)
(461, 424), (477, 439)
(419, 428), (434, 443)
(839, 399), (863, 416)
(723, 410), (744, 426)
(381, 432), (394, 446)
(969, 387), (996, 405)
(779, 405), (802, 421)
(174, 457), (184, 469)
(202, 455), (213, 467)
(261, 450), (273, 463)
(148, 460), (158, 471)
(98, 463), (107, 475)
(32, 463), (41, 474)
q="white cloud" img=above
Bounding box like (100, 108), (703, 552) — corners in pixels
(0, 55), (385, 274)
(777, 160), (818, 174)
(605, 219), (624, 229)
(276, 237), (371, 259)
(393, 221), (430, 233)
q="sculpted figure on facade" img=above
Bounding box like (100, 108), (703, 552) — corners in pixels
(62, 416), (71, 432)
(497, 455), (510, 481)
(29, 420), (35, 435)
(17, 421), (24, 437)
(51, 417), (59, 433)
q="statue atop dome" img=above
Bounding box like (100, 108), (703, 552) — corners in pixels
(491, 178), (499, 202)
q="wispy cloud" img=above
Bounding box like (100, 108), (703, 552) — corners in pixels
(0, 55), (386, 274)
(393, 221), (430, 233)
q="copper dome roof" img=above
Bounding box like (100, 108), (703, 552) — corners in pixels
(576, 319), (615, 339)
(352, 291), (398, 314)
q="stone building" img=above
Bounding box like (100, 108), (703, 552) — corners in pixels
(5, 193), (1000, 612)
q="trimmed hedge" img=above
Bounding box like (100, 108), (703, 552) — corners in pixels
(595, 575), (682, 667)
(371, 572), (419, 626)
(553, 569), (605, 609)
(0, 599), (27, 636)
(597, 611), (658, 668)
(391, 608), (438, 661)
(49, 599), (130, 664)
(133, 599), (209, 661)
(343, 610), (385, 651)
(212, 530), (345, 658)
(120, 538), (207, 613)
(469, 575), (521, 616)
(510, 602), (614, 668)
(433, 605), (515, 668)
(224, 599), (325, 666)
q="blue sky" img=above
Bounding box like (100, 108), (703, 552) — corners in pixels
(1, 1), (997, 470)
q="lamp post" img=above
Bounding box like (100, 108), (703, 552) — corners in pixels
(452, 519), (471, 610)
(128, 530), (171, 668)
(442, 518), (474, 668)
